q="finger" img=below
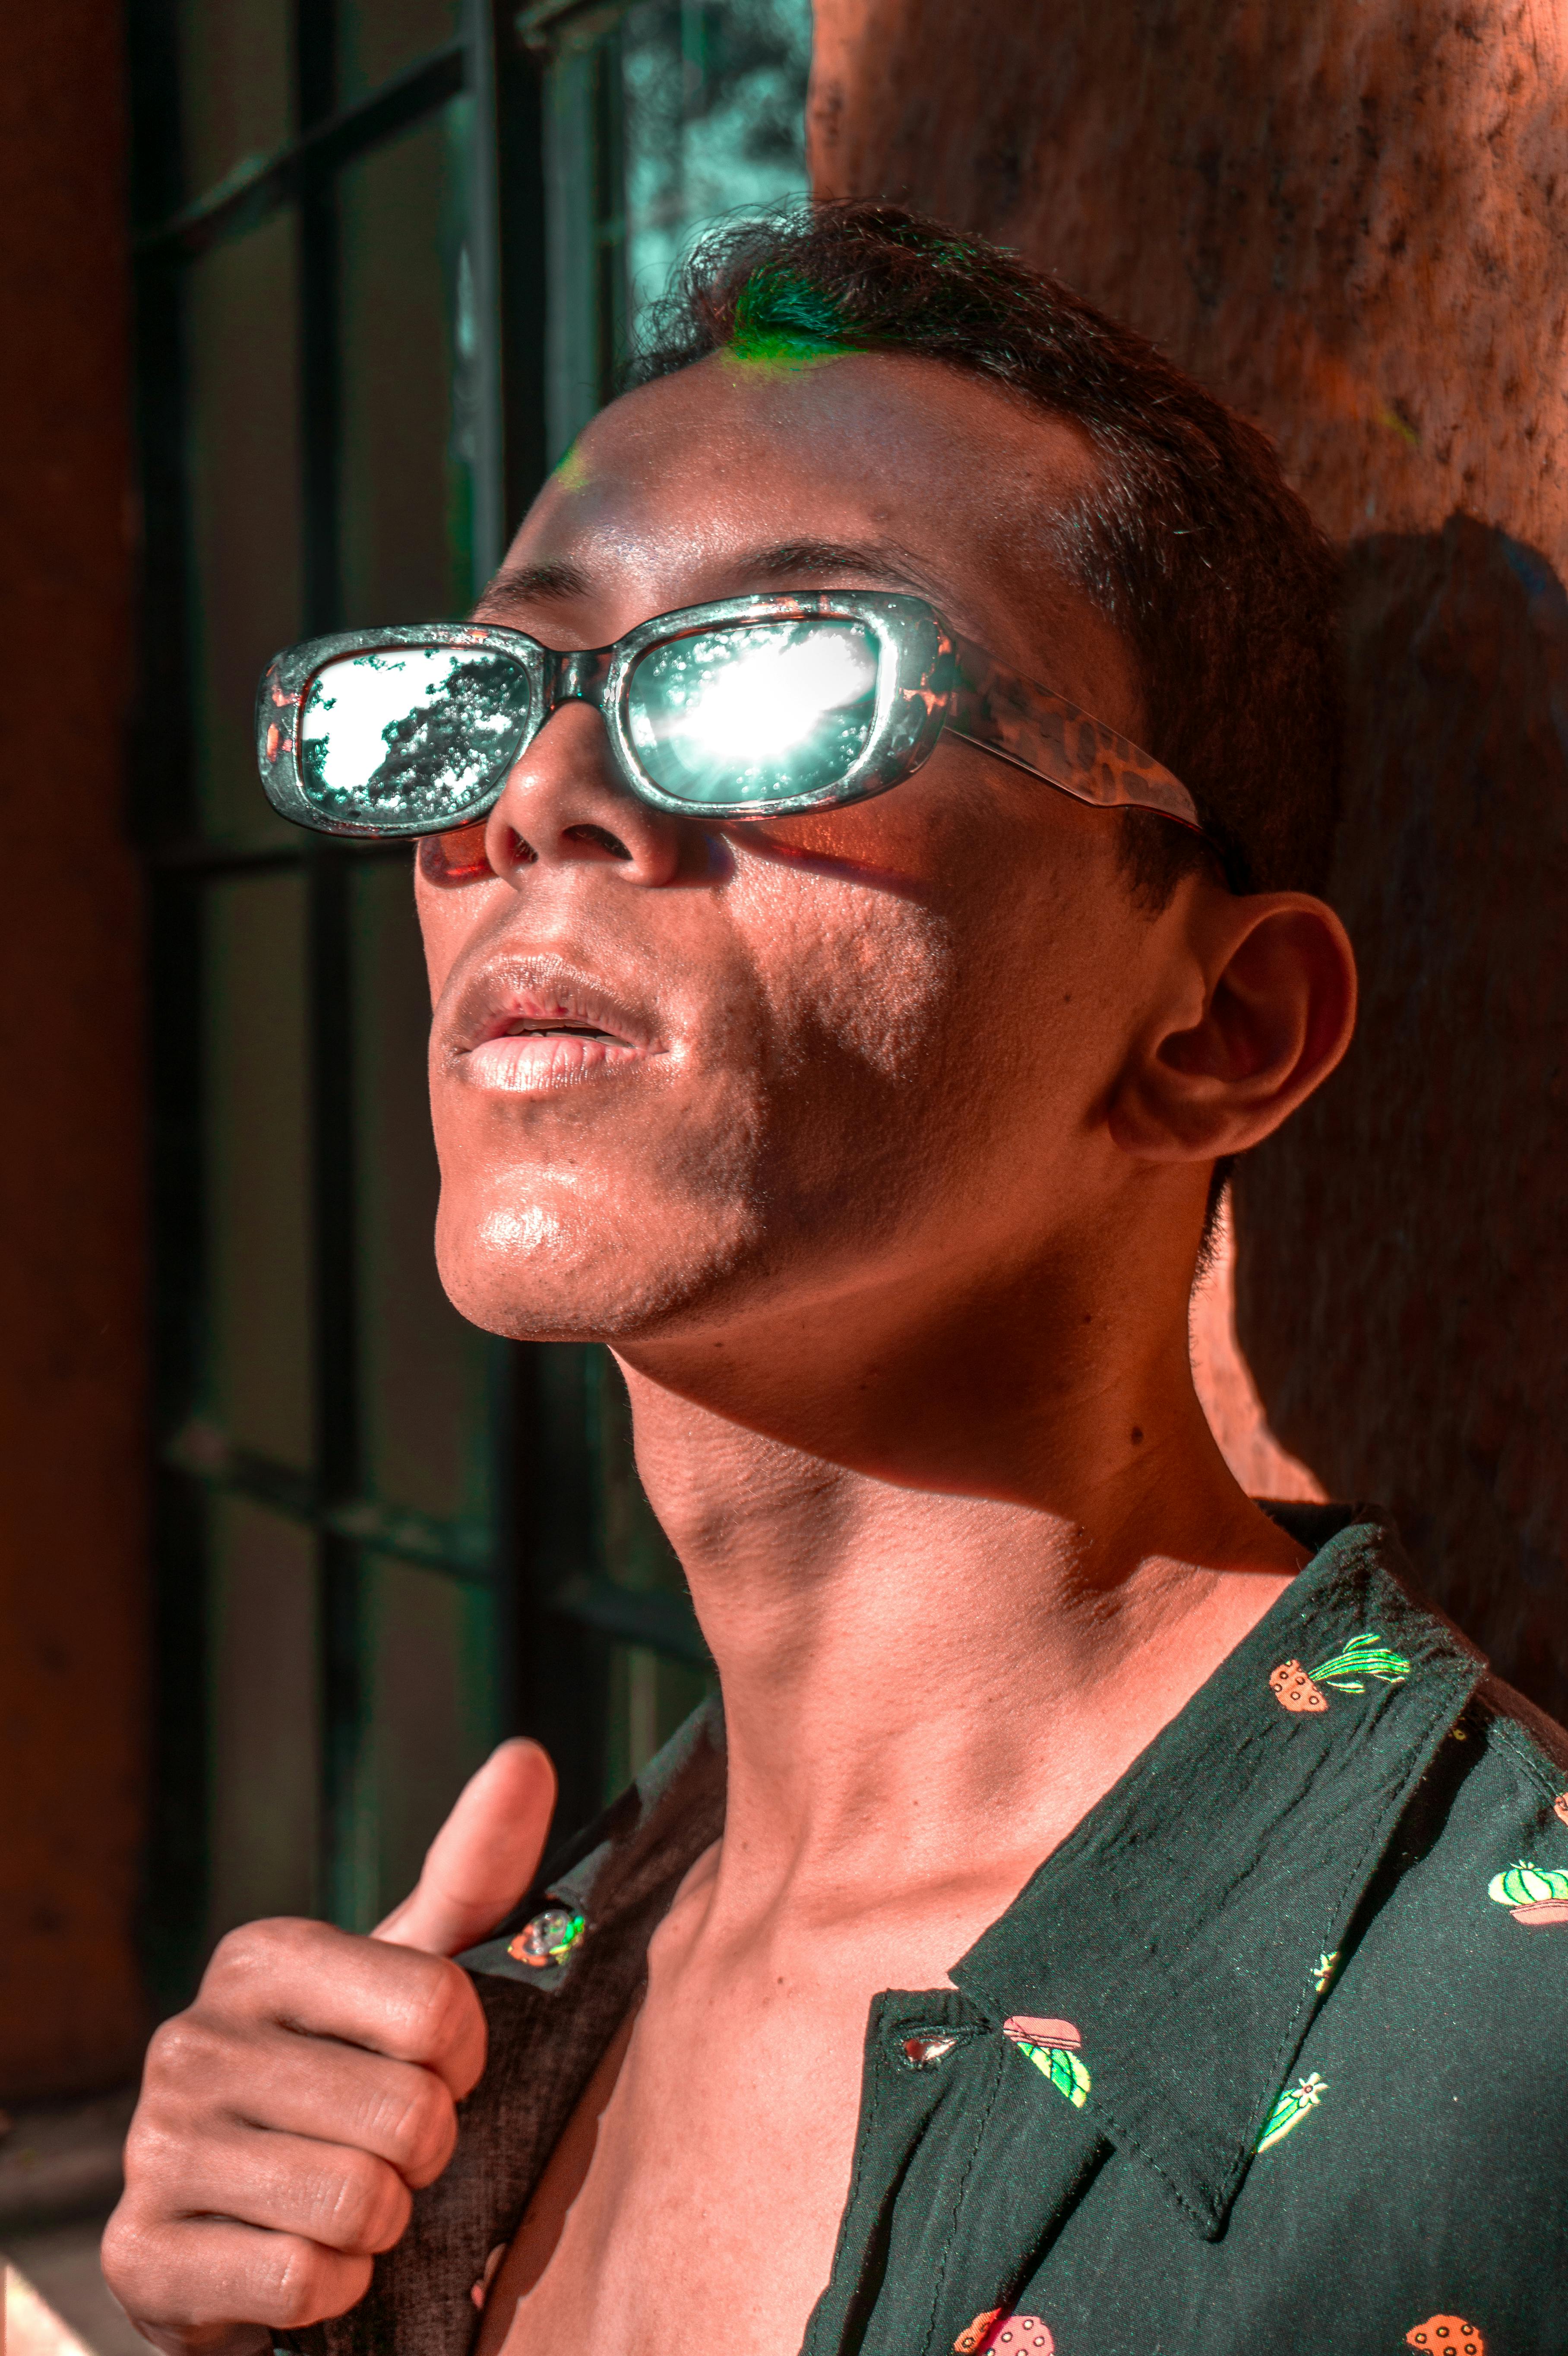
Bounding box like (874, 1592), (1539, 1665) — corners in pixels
(139, 2029), (458, 2191)
(374, 1738), (556, 1958)
(129, 2118), (412, 2259)
(102, 2205), (373, 2338)
(191, 1922), (487, 2100)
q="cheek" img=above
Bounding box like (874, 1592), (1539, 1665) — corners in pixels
(738, 861), (956, 1098)
(413, 860), (503, 1009)
(739, 822), (1142, 1213)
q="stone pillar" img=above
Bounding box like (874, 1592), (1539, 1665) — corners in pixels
(0, 10), (149, 2093)
(812, 0), (1568, 1717)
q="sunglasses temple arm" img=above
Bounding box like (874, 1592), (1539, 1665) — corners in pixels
(947, 636), (1207, 835)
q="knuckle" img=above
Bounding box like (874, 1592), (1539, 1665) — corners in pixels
(142, 2011), (217, 2088)
(267, 2248), (324, 2328)
(269, 2239), (371, 2330)
(318, 2152), (410, 2254)
(407, 1955), (476, 2058)
(99, 2210), (212, 2330)
(99, 2202), (155, 2300)
(203, 1915), (308, 2000)
(121, 2109), (196, 2196)
(371, 2072), (455, 2182)
(203, 1920), (271, 1986)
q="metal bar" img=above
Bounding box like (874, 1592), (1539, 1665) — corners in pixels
(163, 1421), (499, 1580)
(464, 0), (507, 590)
(126, 0), (215, 2002)
(293, 1), (380, 1932)
(493, 0), (550, 525)
(142, 876), (213, 2001)
(509, 1343), (610, 1838)
(591, 22), (628, 405)
(310, 847), (373, 1926)
(550, 1574), (710, 1667)
(515, 0), (632, 56)
(133, 43), (467, 262)
(148, 840), (307, 878)
(158, 1431), (708, 1667)
(146, 836), (412, 880)
(125, 0), (184, 233)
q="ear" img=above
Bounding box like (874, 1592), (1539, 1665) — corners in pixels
(1108, 885), (1357, 1162)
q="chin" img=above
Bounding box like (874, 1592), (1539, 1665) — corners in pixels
(433, 1181), (765, 1345)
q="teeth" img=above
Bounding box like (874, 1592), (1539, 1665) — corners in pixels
(507, 1022), (609, 1038)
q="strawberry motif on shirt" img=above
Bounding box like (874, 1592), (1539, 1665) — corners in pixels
(1002, 2016), (1090, 2107)
(1406, 2317), (1484, 2354)
(1269, 1633), (1412, 1715)
(954, 2311), (1054, 2352)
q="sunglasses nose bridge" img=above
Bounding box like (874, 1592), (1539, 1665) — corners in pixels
(546, 644), (616, 715)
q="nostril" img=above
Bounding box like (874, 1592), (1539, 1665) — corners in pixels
(564, 823), (632, 860)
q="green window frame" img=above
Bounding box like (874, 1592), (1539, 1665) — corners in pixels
(126, 0), (809, 2006)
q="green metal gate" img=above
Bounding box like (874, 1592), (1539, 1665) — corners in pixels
(126, 0), (810, 2005)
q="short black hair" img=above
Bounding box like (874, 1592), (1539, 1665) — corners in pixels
(630, 200), (1342, 902)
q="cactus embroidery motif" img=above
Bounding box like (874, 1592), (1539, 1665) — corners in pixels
(1269, 1633), (1412, 1716)
(1002, 2016), (1090, 2108)
(954, 2312), (1054, 2353)
(1406, 2318), (1485, 2354)
(1487, 1859), (1568, 1928)
(1255, 2070), (1327, 2151)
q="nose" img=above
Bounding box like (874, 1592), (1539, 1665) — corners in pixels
(482, 701), (683, 886)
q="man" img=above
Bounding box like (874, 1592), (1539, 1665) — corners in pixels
(105, 205), (1568, 2356)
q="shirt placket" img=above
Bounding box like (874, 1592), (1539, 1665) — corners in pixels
(803, 1992), (1113, 2356)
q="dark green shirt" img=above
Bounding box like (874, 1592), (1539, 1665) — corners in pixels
(296, 1507), (1568, 2356)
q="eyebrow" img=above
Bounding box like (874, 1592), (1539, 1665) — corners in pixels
(471, 537), (954, 627)
(474, 557), (594, 619)
(724, 537), (949, 600)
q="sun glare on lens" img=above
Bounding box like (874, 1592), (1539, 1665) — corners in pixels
(683, 629), (871, 760)
(628, 621), (879, 804)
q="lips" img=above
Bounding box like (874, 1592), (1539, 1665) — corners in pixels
(444, 959), (661, 1094)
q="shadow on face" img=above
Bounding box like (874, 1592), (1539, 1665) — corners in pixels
(413, 354), (1239, 1358)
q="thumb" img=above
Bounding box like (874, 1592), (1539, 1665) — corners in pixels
(373, 1737), (557, 1957)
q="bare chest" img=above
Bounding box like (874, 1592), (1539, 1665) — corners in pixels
(484, 1945), (885, 2356)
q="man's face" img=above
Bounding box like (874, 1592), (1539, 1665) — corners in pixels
(418, 351), (1187, 1347)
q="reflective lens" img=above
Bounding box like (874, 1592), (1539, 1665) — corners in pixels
(297, 646), (531, 827)
(625, 620), (880, 806)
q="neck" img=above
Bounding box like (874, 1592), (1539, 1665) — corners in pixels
(615, 1244), (1305, 1910)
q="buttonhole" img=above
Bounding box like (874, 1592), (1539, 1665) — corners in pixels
(901, 2033), (959, 2070)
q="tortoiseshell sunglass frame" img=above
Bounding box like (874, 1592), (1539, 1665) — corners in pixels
(256, 589), (1209, 845)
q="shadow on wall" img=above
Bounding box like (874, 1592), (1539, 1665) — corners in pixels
(1236, 515), (1568, 1726)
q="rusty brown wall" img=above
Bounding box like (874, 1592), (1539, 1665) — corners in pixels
(812, 0), (1568, 1719)
(0, 11), (149, 2092)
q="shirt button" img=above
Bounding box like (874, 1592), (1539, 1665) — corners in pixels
(902, 2034), (958, 2068)
(508, 1906), (586, 1967)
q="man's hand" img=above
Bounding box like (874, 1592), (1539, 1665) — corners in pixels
(103, 1739), (555, 2356)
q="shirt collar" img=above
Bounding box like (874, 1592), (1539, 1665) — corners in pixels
(462, 1511), (1483, 2242)
(459, 1695), (727, 1989)
(952, 1508), (1484, 2239)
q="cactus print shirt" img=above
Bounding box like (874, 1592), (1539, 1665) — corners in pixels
(285, 1508), (1568, 2356)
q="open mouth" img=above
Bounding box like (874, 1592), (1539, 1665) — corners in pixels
(454, 978), (654, 1092)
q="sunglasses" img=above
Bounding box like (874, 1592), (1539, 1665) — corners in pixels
(255, 590), (1205, 847)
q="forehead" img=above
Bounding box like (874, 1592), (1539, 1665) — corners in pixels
(499, 352), (1106, 663)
